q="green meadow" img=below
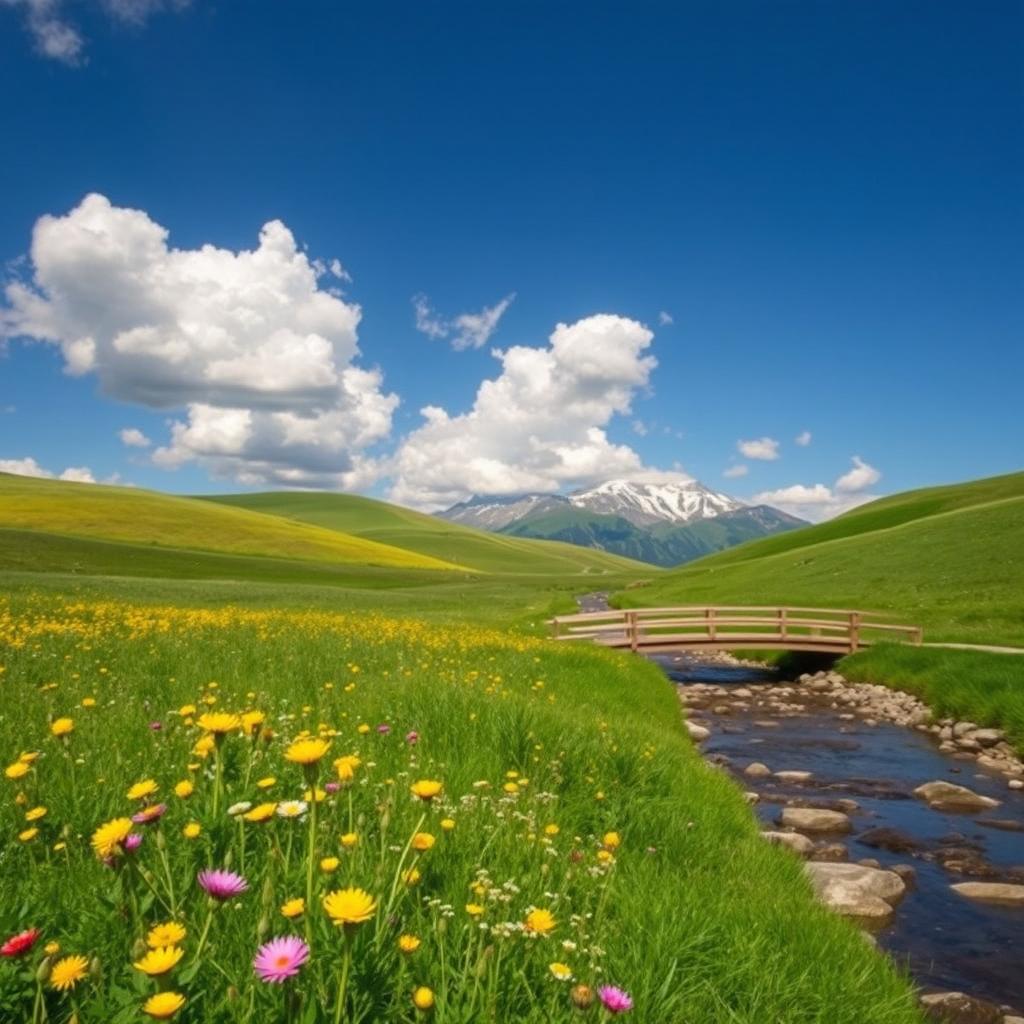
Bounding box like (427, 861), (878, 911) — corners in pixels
(0, 475), (929, 1022)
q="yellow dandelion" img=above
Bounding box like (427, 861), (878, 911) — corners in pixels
(320, 857), (340, 873)
(403, 867), (422, 886)
(19, 751), (39, 764)
(177, 704), (196, 717)
(5, 762), (29, 780)
(544, 823), (560, 836)
(413, 986), (435, 1011)
(333, 754), (361, 782)
(603, 831), (621, 850)
(256, 776), (277, 789)
(398, 934), (421, 953)
(44, 941), (60, 955)
(323, 887), (377, 927)
(409, 779), (443, 802)
(143, 991), (186, 1019)
(285, 737), (330, 765)
(50, 718), (74, 738)
(281, 898), (305, 919)
(411, 832), (435, 852)
(192, 735), (215, 757)
(133, 945), (184, 976)
(340, 831), (358, 848)
(524, 908), (556, 935)
(241, 711), (265, 735)
(81, 697), (96, 708)
(440, 818), (456, 831)
(18, 827), (38, 842)
(147, 922), (186, 948)
(50, 955), (89, 991)
(25, 806), (47, 822)
(465, 903), (484, 916)
(91, 817), (133, 858)
(182, 822), (201, 839)
(243, 802), (277, 823)
(549, 962), (573, 981)
(127, 779), (158, 801)
(197, 712), (239, 735)
(173, 780), (194, 798)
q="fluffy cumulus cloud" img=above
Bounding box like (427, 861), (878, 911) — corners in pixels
(0, 456), (95, 482)
(737, 436), (780, 460)
(118, 427), (151, 448)
(754, 456), (882, 521)
(1, 193), (397, 488)
(412, 293), (514, 350)
(388, 314), (658, 510)
(1, 0), (190, 64)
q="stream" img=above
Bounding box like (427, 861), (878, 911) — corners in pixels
(579, 595), (1024, 1017)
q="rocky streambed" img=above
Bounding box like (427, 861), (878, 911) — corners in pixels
(661, 654), (1024, 1024)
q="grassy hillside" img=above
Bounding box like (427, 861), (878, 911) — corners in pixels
(616, 471), (1024, 645)
(0, 592), (922, 1023)
(0, 474), (458, 571)
(202, 490), (649, 575)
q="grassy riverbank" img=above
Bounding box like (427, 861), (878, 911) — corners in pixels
(0, 590), (924, 1023)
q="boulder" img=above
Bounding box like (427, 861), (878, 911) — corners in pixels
(913, 781), (1000, 812)
(744, 762), (771, 778)
(685, 720), (711, 742)
(804, 862), (905, 920)
(919, 991), (1002, 1024)
(858, 826), (921, 854)
(950, 882), (1024, 907)
(761, 831), (814, 857)
(780, 807), (851, 833)
(969, 728), (1004, 747)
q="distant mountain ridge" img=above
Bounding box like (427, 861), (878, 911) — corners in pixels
(437, 478), (807, 567)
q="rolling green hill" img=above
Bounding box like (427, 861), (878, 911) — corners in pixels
(0, 473), (459, 571)
(201, 490), (650, 575)
(616, 471), (1024, 645)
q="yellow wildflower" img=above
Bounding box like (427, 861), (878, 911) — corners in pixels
(134, 945), (184, 976)
(323, 887), (377, 926)
(281, 898), (304, 919)
(50, 955), (88, 991)
(143, 992), (186, 1019)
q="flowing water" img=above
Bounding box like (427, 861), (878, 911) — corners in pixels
(657, 652), (1024, 1011)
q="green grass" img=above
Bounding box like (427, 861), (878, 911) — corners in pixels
(0, 593), (923, 1023)
(0, 474), (459, 572)
(201, 491), (648, 575)
(841, 644), (1024, 749)
(616, 472), (1024, 646)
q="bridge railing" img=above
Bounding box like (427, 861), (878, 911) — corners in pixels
(548, 605), (923, 654)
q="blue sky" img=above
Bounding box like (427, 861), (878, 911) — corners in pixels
(0, 1), (1021, 519)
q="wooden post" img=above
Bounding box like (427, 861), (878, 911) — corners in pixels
(706, 607), (716, 643)
(913, 627), (924, 646)
(779, 607), (787, 641)
(626, 611), (639, 652)
(849, 611), (861, 653)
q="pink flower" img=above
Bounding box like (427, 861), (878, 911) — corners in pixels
(198, 868), (249, 901)
(132, 804), (167, 825)
(1, 928), (40, 958)
(598, 986), (633, 1014)
(253, 936), (310, 983)
(376, 723), (391, 735)
(324, 782), (340, 794)
(124, 833), (144, 852)
(149, 721), (163, 731)
(405, 731), (419, 745)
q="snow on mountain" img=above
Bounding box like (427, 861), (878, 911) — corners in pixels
(438, 492), (569, 531)
(568, 478), (744, 527)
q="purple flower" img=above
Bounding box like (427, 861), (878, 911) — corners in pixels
(131, 803), (167, 825)
(253, 936), (309, 983)
(598, 986), (633, 1014)
(198, 868), (249, 901)
(405, 731), (419, 745)
(124, 833), (144, 852)
(149, 721), (163, 731)
(376, 723), (391, 735)
(324, 781), (340, 794)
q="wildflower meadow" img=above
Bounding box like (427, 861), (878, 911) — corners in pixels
(0, 594), (924, 1023)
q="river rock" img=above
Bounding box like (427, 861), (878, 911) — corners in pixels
(744, 762), (771, 778)
(774, 770), (814, 783)
(858, 826), (922, 854)
(1010, 779), (1024, 790)
(780, 807), (852, 833)
(914, 781), (1001, 812)
(761, 831), (815, 856)
(969, 728), (1004, 747)
(685, 721), (711, 742)
(919, 991), (1002, 1024)
(804, 862), (905, 920)
(952, 722), (978, 738)
(813, 842), (848, 862)
(950, 882), (1024, 907)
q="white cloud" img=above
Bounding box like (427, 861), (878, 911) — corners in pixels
(388, 313), (658, 510)
(631, 419), (648, 436)
(2, 193), (398, 489)
(2, 0), (190, 64)
(795, 430), (812, 446)
(723, 464), (748, 479)
(0, 455), (95, 482)
(737, 436), (780, 461)
(412, 292), (515, 350)
(753, 457), (882, 521)
(835, 455), (881, 493)
(658, 311), (674, 326)
(119, 427), (151, 448)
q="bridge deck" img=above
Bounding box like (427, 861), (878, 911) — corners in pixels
(549, 605), (923, 655)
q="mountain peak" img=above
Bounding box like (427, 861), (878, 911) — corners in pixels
(568, 477), (744, 527)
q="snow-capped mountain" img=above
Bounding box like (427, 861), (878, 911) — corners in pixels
(568, 478), (743, 528)
(436, 477), (807, 567)
(439, 492), (569, 531)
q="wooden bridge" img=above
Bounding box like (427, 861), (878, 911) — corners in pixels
(549, 606), (923, 655)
